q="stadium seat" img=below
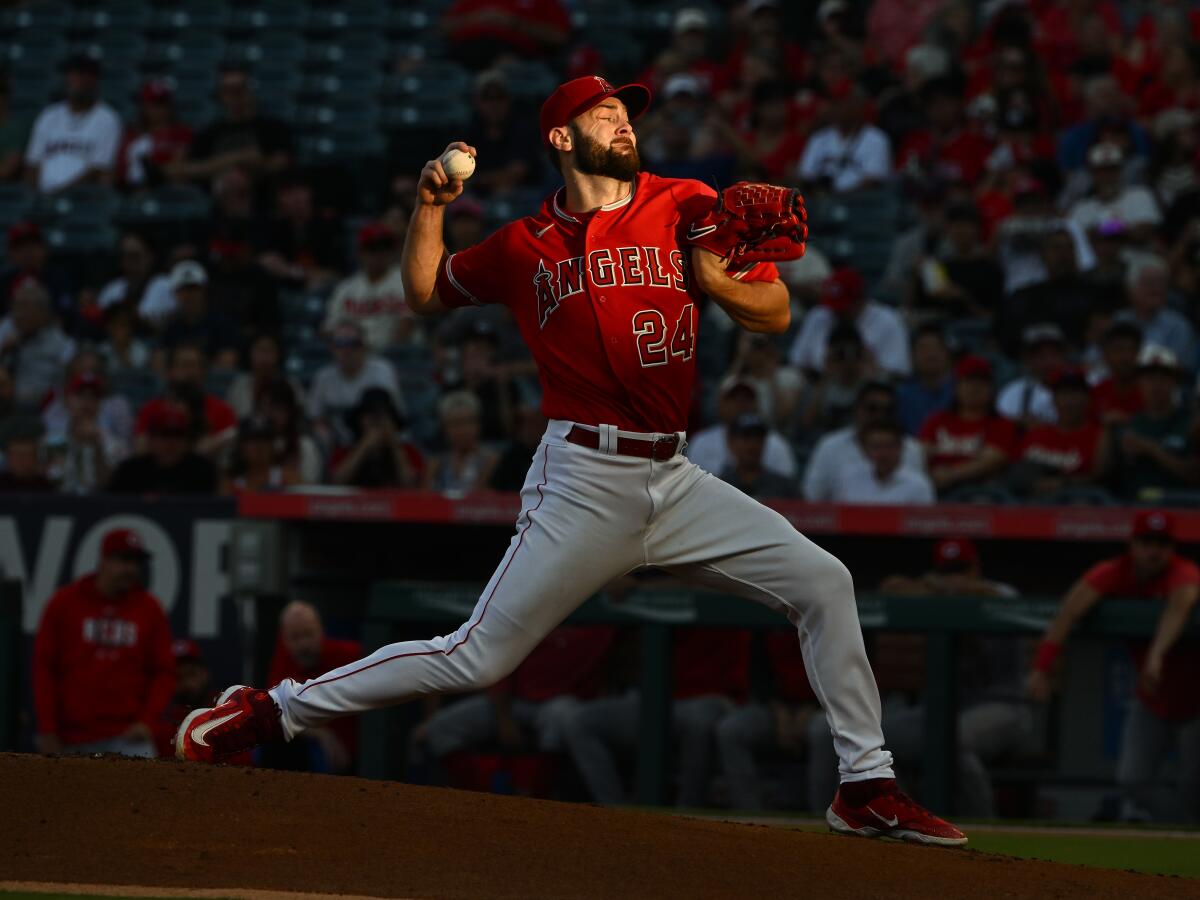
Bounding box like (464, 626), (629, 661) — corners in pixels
(107, 368), (162, 409)
(303, 5), (385, 35)
(298, 132), (387, 165)
(303, 36), (387, 69)
(286, 341), (333, 386)
(44, 222), (118, 254)
(68, 3), (149, 36)
(943, 319), (992, 354)
(383, 4), (441, 36)
(496, 61), (558, 103)
(115, 185), (212, 225)
(173, 97), (217, 129)
(0, 2), (69, 33)
(0, 184), (33, 224)
(569, 0), (635, 32)
(145, 4), (230, 35)
(227, 6), (307, 35)
(31, 185), (120, 225)
(300, 70), (383, 101)
(144, 33), (226, 69)
(382, 62), (471, 100)
(295, 102), (380, 132)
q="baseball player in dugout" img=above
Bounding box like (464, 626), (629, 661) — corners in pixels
(1028, 510), (1200, 823)
(176, 76), (965, 846)
(34, 528), (175, 758)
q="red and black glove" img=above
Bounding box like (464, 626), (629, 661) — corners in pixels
(685, 182), (808, 265)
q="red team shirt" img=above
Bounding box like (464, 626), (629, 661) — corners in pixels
(436, 172), (776, 432)
(1017, 423), (1102, 476)
(918, 411), (1018, 469)
(1082, 553), (1200, 721)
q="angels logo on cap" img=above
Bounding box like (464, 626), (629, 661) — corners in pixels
(594, 76), (614, 93)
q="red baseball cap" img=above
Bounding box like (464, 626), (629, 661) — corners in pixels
(102, 528), (150, 560)
(67, 371), (105, 396)
(933, 537), (978, 570)
(821, 268), (865, 313)
(139, 79), (173, 104)
(146, 403), (192, 437)
(172, 638), (204, 662)
(7, 221), (42, 246)
(954, 354), (993, 380)
(539, 75), (652, 147)
(1132, 509), (1175, 540)
(356, 221), (395, 248)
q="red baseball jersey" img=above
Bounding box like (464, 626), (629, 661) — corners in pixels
(1017, 422), (1102, 476)
(1083, 553), (1200, 721)
(918, 410), (1018, 468)
(436, 172), (777, 432)
(33, 574), (175, 745)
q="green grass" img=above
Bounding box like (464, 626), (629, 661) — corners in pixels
(963, 831), (1200, 879)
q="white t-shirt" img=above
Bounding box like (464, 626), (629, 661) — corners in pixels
(803, 425), (925, 501)
(995, 376), (1056, 424)
(1069, 186), (1161, 232)
(323, 267), (413, 353)
(686, 424), (797, 479)
(97, 274), (176, 325)
(25, 101), (122, 193)
(306, 356), (404, 445)
(788, 301), (911, 376)
(797, 124), (891, 193)
(831, 466), (935, 505)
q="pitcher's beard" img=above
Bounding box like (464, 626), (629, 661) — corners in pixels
(571, 126), (640, 181)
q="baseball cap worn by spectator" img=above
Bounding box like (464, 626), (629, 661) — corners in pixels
(821, 268), (865, 315)
(1087, 142), (1124, 169)
(1051, 364), (1089, 391)
(933, 537), (978, 571)
(356, 222), (395, 250)
(140, 79), (173, 105)
(954, 355), (993, 381)
(1137, 344), (1179, 374)
(172, 638), (204, 663)
(68, 371), (105, 396)
(169, 260), (207, 291)
(1022, 322), (1066, 349)
(101, 527), (150, 561)
(729, 412), (769, 438)
(540, 76), (652, 147)
(673, 7), (709, 34)
(1132, 509), (1175, 542)
(62, 54), (101, 77)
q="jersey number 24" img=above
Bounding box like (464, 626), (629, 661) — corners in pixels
(633, 304), (695, 368)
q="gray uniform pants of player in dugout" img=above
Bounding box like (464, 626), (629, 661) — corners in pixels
(271, 419), (896, 787)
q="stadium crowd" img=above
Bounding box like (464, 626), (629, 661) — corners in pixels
(5, 0), (1200, 506)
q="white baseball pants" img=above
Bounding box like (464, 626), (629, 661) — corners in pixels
(271, 420), (894, 785)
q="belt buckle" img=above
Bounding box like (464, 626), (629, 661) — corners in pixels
(652, 434), (677, 460)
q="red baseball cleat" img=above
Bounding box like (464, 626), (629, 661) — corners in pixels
(826, 779), (967, 847)
(175, 685), (283, 763)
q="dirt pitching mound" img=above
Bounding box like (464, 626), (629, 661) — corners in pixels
(0, 753), (1193, 899)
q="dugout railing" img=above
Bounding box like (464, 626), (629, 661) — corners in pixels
(356, 584), (1200, 814)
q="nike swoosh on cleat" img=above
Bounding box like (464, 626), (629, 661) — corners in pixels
(866, 806), (899, 828)
(190, 709), (241, 748)
(686, 223), (718, 240)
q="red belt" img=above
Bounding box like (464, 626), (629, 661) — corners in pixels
(565, 425), (681, 461)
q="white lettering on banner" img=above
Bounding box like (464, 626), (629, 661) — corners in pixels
(0, 517), (74, 632)
(74, 515), (179, 614)
(191, 521), (232, 638)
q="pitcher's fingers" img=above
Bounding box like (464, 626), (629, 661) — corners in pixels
(446, 141), (476, 157)
(430, 160), (449, 185)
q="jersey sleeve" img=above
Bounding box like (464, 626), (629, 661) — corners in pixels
(434, 227), (511, 309)
(1166, 556), (1200, 592)
(1082, 558), (1122, 594)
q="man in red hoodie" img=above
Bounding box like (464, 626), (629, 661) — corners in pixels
(34, 528), (175, 756)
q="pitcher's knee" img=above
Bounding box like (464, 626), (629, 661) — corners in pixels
(781, 549), (855, 615)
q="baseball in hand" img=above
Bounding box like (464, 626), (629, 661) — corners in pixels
(441, 148), (475, 181)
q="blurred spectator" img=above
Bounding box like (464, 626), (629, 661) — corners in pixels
(872, 538), (1031, 818)
(790, 268), (910, 378)
(96, 231), (175, 328)
(866, 0), (947, 71)
(307, 320), (403, 450)
(638, 8), (723, 96)
(797, 82), (891, 193)
(1090, 319), (1144, 425)
(108, 404), (218, 495)
(156, 261), (240, 370)
(447, 321), (519, 442)
(0, 278), (75, 409)
(996, 323), (1068, 427)
(919, 355), (1017, 496)
(117, 79), (193, 190)
(0, 76), (29, 182)
(895, 324), (954, 435)
(442, 0), (570, 70)
(1081, 218), (1131, 295)
(723, 80), (807, 182)
(1124, 256), (1195, 372)
(322, 223), (413, 353)
(412, 626), (616, 775)
(50, 372), (129, 494)
(207, 165), (261, 243)
(227, 333), (306, 420)
(221, 414), (299, 494)
(98, 302), (151, 374)
(425, 390), (497, 492)
(726, 331), (802, 432)
(999, 226), (1096, 355)
(179, 65), (293, 185)
(715, 630), (818, 811)
(33, 528), (174, 757)
(721, 0), (809, 99)
(24, 55), (120, 193)
(1028, 511), (1200, 823)
(1099, 345), (1198, 499)
(717, 412), (796, 499)
(909, 200), (1003, 320)
(1058, 76), (1149, 174)
(331, 387), (423, 489)
(207, 224), (282, 342)
(445, 196), (486, 254)
(829, 419), (934, 505)
(1068, 143), (1161, 245)
(876, 44), (952, 161)
(0, 222), (75, 324)
(687, 377), (797, 480)
(1011, 366), (1102, 499)
(266, 601), (362, 773)
(258, 173), (344, 292)
(466, 69), (542, 196)
(41, 347), (135, 449)
(797, 322), (873, 432)
(0, 427), (53, 492)
(261, 379), (322, 484)
(994, 180), (1095, 296)
(894, 75), (992, 187)
(136, 343), (237, 458)
(1149, 108), (1199, 209)
(152, 639), (250, 763)
(803, 381), (925, 502)
(490, 404), (548, 491)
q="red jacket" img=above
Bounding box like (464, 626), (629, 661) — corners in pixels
(34, 575), (175, 744)
(269, 636), (363, 758)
